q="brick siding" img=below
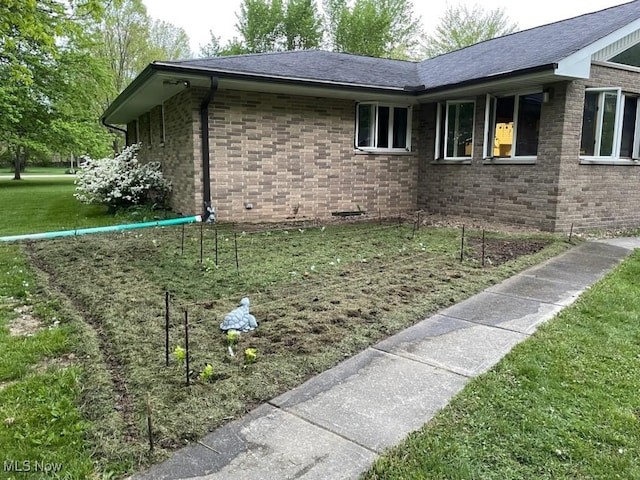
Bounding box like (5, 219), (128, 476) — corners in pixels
(554, 63), (640, 231)
(130, 62), (640, 231)
(139, 87), (420, 222)
(417, 86), (566, 232)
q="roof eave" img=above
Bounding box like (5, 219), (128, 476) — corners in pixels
(416, 63), (560, 101)
(102, 62), (416, 125)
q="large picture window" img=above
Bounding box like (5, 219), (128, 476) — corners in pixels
(580, 88), (640, 160)
(484, 93), (542, 160)
(435, 101), (475, 160)
(356, 103), (411, 151)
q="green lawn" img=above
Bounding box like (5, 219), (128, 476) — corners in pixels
(0, 179), (120, 478)
(0, 177), (120, 236)
(0, 176), (576, 478)
(364, 251), (640, 480)
(1, 166), (71, 175)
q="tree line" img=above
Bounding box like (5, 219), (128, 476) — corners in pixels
(0, 0), (515, 179)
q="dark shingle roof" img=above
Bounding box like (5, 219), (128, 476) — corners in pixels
(162, 1), (640, 93)
(416, 0), (640, 90)
(165, 50), (420, 89)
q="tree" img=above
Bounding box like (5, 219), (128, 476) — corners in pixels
(282, 0), (323, 50)
(0, 0), (111, 179)
(148, 19), (192, 61)
(92, 0), (192, 107)
(199, 33), (246, 57)
(421, 3), (518, 58)
(225, 0), (323, 55)
(236, 0), (285, 53)
(323, 0), (421, 59)
(200, 32), (223, 57)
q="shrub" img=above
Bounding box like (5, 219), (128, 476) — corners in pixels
(74, 144), (171, 210)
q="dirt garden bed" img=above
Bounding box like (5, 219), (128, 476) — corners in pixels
(23, 219), (570, 473)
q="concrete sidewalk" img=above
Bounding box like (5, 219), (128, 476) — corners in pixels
(132, 238), (639, 480)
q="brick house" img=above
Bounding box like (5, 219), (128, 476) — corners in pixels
(102, 1), (640, 231)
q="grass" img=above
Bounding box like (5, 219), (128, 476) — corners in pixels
(1, 177), (576, 478)
(0, 177), (108, 236)
(1, 166), (71, 175)
(0, 245), (96, 479)
(24, 222), (568, 475)
(363, 251), (640, 480)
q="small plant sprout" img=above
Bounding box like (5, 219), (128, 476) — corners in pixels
(244, 348), (257, 365)
(199, 364), (214, 383)
(173, 345), (186, 363)
(226, 330), (240, 356)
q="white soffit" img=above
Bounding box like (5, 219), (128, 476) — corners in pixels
(593, 29), (640, 61)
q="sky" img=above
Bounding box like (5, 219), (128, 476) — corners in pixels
(143, 0), (630, 55)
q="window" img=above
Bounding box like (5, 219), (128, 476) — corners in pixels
(484, 93), (543, 160)
(435, 101), (475, 160)
(580, 88), (640, 160)
(356, 103), (411, 151)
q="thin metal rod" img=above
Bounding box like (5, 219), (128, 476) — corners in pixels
(200, 223), (204, 263)
(234, 232), (239, 274)
(185, 310), (190, 386)
(165, 291), (170, 367)
(146, 393), (154, 451)
(460, 225), (465, 263)
(215, 228), (219, 266)
(181, 224), (185, 255)
(482, 229), (486, 267)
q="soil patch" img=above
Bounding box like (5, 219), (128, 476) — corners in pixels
(467, 238), (553, 266)
(9, 305), (43, 336)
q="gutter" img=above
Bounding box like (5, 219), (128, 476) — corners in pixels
(101, 117), (129, 145)
(200, 76), (218, 223)
(415, 63), (559, 96)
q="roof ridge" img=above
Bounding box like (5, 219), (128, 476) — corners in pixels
(176, 49), (418, 65)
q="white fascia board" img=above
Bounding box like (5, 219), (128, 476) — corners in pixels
(556, 18), (640, 78)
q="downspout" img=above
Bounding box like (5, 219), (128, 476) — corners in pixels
(101, 118), (129, 146)
(200, 77), (219, 223)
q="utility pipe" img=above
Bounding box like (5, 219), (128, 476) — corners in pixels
(0, 215), (202, 243)
(200, 76), (218, 223)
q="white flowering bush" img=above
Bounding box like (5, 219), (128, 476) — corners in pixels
(75, 144), (171, 210)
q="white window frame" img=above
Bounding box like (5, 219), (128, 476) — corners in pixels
(434, 100), (475, 162)
(355, 102), (412, 153)
(483, 91), (542, 164)
(580, 87), (640, 163)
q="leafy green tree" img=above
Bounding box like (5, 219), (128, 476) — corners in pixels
(148, 19), (192, 61)
(324, 0), (421, 59)
(92, 0), (191, 106)
(236, 0), (285, 53)
(223, 0), (323, 55)
(0, 0), (111, 179)
(283, 0), (323, 50)
(200, 32), (223, 57)
(422, 3), (518, 58)
(200, 33), (247, 57)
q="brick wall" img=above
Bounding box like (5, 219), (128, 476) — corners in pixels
(133, 87), (419, 222)
(199, 88), (420, 222)
(136, 88), (199, 216)
(418, 86), (566, 231)
(555, 63), (640, 231)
